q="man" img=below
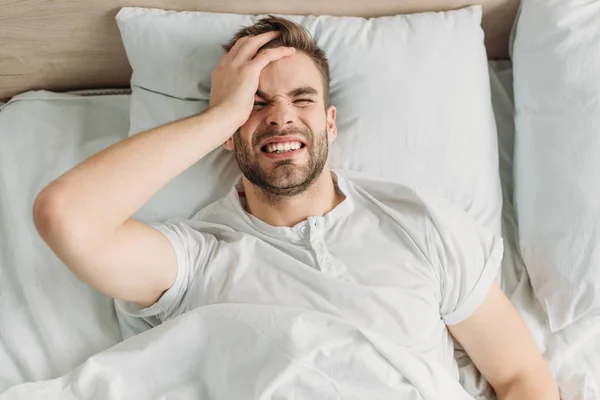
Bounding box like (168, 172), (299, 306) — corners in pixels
(33, 16), (559, 399)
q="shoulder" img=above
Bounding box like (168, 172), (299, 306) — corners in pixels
(338, 169), (497, 255)
(338, 170), (478, 228)
(338, 170), (443, 261)
(156, 189), (249, 241)
(190, 190), (236, 221)
(337, 169), (436, 220)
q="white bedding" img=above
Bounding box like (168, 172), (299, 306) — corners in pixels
(3, 305), (478, 399)
(0, 91), (128, 390)
(0, 65), (598, 399)
(487, 61), (600, 399)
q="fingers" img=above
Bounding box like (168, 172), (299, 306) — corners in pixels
(225, 36), (249, 60)
(250, 46), (296, 70)
(234, 31), (282, 61)
(222, 31), (295, 74)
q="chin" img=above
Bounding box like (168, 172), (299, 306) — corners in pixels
(266, 167), (310, 186)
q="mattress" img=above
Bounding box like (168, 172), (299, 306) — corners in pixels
(0, 65), (598, 399)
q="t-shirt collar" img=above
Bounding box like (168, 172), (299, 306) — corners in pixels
(226, 171), (354, 239)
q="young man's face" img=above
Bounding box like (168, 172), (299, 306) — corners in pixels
(225, 51), (337, 197)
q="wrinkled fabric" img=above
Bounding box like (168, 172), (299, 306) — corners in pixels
(1, 304), (475, 400)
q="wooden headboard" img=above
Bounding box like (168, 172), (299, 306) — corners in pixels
(0, 0), (519, 100)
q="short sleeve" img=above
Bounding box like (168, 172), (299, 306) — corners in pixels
(425, 197), (504, 326)
(114, 219), (218, 324)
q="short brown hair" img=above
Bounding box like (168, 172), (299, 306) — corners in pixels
(222, 16), (331, 106)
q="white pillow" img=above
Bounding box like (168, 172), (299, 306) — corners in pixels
(116, 6), (502, 238)
(513, 0), (600, 332)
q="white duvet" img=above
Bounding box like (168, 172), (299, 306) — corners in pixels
(1, 304), (474, 399)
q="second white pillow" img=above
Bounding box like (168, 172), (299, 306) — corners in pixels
(513, 0), (600, 332)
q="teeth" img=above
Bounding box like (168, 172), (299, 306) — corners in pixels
(265, 141), (302, 153)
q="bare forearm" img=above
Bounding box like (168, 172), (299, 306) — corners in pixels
(35, 105), (236, 239)
(497, 376), (560, 400)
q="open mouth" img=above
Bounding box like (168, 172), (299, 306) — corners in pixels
(261, 141), (307, 154)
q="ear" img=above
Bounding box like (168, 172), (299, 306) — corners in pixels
(326, 105), (337, 143)
(223, 135), (235, 151)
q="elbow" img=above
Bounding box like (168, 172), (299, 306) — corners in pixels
(33, 189), (98, 276)
(33, 189), (111, 259)
(33, 188), (84, 247)
(33, 188), (65, 240)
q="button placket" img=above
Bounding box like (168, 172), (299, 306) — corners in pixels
(307, 218), (336, 274)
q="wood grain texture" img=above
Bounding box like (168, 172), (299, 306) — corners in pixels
(0, 0), (519, 100)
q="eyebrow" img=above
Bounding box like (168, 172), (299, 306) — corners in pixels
(255, 86), (319, 100)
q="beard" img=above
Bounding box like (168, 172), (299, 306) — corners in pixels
(232, 125), (329, 201)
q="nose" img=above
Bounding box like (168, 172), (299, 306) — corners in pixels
(265, 100), (295, 128)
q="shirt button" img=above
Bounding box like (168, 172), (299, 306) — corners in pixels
(300, 226), (306, 234)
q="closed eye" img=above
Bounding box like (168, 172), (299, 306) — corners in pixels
(294, 99), (314, 105)
(253, 101), (267, 108)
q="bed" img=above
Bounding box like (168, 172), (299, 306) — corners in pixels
(1, 1), (599, 399)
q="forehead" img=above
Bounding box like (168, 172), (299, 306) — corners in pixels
(257, 51), (324, 97)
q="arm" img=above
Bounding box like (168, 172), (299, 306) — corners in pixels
(447, 283), (560, 400)
(33, 32), (295, 307)
(33, 107), (235, 307)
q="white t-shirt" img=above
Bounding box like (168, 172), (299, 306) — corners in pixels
(116, 170), (502, 380)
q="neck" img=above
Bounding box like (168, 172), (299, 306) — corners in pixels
(242, 166), (344, 227)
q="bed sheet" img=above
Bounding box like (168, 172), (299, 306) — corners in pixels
(0, 64), (599, 399)
(0, 91), (129, 392)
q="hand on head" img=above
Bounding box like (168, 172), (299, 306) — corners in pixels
(209, 32), (296, 129)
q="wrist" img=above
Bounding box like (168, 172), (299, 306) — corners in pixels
(206, 103), (247, 132)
